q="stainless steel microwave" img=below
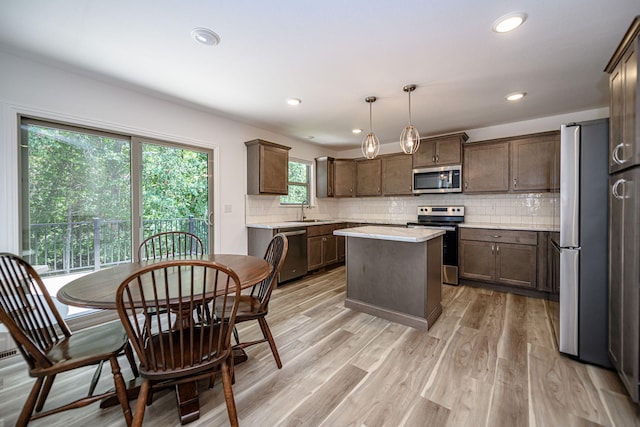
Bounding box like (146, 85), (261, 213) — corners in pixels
(412, 165), (462, 194)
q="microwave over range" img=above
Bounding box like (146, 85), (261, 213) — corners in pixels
(412, 164), (462, 194)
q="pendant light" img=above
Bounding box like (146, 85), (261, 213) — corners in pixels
(400, 84), (420, 154)
(361, 96), (380, 159)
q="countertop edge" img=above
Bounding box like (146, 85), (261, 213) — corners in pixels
(334, 226), (445, 243)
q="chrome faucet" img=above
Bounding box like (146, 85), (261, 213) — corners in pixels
(301, 200), (308, 221)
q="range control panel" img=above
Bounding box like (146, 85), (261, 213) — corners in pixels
(416, 206), (465, 217)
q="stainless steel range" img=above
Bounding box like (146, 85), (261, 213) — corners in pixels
(407, 206), (464, 285)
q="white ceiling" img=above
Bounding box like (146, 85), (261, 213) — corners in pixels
(0, 1), (638, 149)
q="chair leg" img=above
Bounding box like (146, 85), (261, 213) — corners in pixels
(109, 356), (133, 427)
(88, 360), (104, 396)
(124, 342), (139, 378)
(220, 358), (239, 427)
(232, 325), (240, 346)
(17, 377), (44, 427)
(258, 317), (282, 369)
(132, 379), (151, 427)
(35, 374), (55, 412)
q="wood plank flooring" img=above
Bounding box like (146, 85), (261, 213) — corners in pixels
(1, 266), (638, 426)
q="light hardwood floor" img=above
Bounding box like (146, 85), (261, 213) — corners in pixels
(1, 266), (638, 426)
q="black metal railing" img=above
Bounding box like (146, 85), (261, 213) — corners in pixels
(26, 216), (209, 275)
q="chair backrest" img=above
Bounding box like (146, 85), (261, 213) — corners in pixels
(138, 231), (204, 261)
(251, 233), (288, 312)
(116, 259), (241, 378)
(0, 253), (70, 370)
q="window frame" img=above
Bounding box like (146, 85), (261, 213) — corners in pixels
(280, 158), (313, 206)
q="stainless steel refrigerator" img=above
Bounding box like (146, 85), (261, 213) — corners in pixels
(551, 118), (612, 368)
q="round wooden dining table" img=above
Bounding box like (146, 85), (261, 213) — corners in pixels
(57, 254), (271, 310)
(56, 253), (271, 425)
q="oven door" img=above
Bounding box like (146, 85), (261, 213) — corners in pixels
(407, 224), (459, 285)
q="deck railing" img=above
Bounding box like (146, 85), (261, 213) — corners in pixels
(26, 216), (209, 275)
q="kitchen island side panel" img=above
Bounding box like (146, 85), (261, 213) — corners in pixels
(344, 235), (442, 329)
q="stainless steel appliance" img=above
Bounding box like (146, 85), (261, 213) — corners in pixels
(407, 205), (464, 285)
(277, 228), (308, 283)
(551, 119), (611, 367)
(412, 165), (462, 194)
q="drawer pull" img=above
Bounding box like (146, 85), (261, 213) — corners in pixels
(491, 235), (502, 238)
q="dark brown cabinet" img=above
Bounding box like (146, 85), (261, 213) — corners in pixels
(608, 162), (640, 401)
(356, 158), (382, 196)
(606, 18), (640, 174)
(413, 132), (468, 168)
(245, 139), (291, 195)
(606, 17), (640, 403)
(511, 132), (560, 192)
(315, 157), (335, 198)
(459, 228), (538, 289)
(463, 141), (510, 193)
(463, 131), (560, 194)
(381, 153), (413, 196)
(307, 224), (339, 270)
(334, 159), (356, 197)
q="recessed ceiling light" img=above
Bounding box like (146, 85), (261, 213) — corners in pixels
(191, 27), (220, 46)
(287, 98), (302, 106)
(492, 12), (527, 33)
(352, 129), (362, 134)
(506, 92), (527, 101)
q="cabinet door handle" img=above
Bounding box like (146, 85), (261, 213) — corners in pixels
(496, 244), (500, 254)
(464, 182), (468, 190)
(491, 243), (495, 254)
(435, 154), (439, 163)
(513, 178), (517, 188)
(432, 155), (436, 163)
(612, 142), (628, 165)
(612, 179), (628, 200)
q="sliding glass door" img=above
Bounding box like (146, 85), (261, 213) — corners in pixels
(139, 140), (212, 253)
(19, 117), (214, 320)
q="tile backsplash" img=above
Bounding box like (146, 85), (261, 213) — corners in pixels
(246, 193), (558, 227)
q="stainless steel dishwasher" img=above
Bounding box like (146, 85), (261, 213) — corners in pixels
(277, 228), (308, 283)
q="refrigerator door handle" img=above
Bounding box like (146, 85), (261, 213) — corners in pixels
(560, 124), (580, 248)
(559, 248), (579, 356)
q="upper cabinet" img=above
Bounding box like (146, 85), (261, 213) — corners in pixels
(381, 153), (413, 196)
(315, 157), (335, 197)
(334, 159), (356, 197)
(413, 132), (468, 168)
(511, 132), (560, 192)
(464, 141), (510, 193)
(245, 139), (291, 195)
(605, 17), (640, 173)
(463, 131), (560, 194)
(356, 158), (381, 196)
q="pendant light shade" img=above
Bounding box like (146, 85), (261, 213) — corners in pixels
(400, 84), (421, 155)
(361, 96), (380, 159)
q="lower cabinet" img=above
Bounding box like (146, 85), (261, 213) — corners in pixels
(307, 223), (345, 270)
(459, 228), (540, 290)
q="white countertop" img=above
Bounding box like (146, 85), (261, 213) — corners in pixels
(458, 223), (559, 232)
(246, 219), (558, 232)
(334, 226), (445, 243)
(246, 219), (407, 229)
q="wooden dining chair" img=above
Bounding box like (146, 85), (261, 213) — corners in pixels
(137, 231), (204, 261)
(138, 231), (206, 328)
(0, 253), (135, 427)
(115, 259), (241, 427)
(215, 233), (288, 369)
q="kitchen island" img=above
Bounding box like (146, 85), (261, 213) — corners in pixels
(334, 226), (445, 330)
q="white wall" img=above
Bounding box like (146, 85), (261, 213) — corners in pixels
(0, 49), (336, 255)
